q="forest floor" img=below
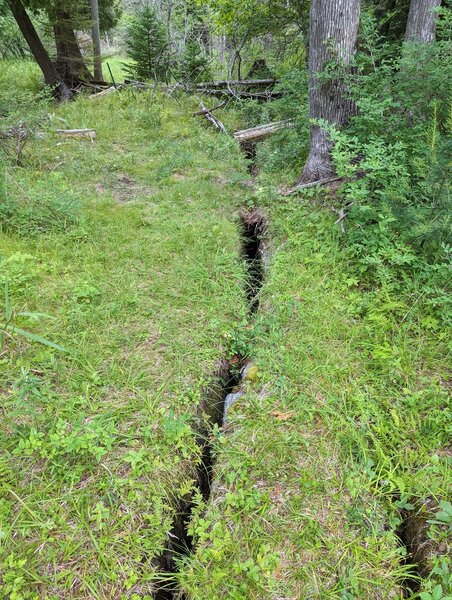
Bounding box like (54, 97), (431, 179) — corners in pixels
(0, 62), (450, 600)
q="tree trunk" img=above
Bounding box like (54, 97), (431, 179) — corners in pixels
(6, 0), (71, 100)
(90, 0), (103, 80)
(405, 0), (442, 42)
(53, 1), (93, 85)
(299, 0), (361, 184)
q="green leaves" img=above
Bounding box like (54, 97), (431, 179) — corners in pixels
(197, 0), (307, 38)
(419, 585), (449, 600)
(428, 501), (452, 527)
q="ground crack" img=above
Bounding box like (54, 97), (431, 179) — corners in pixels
(153, 210), (267, 599)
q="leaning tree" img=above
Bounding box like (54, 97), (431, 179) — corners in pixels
(7, 0), (121, 89)
(298, 0), (361, 184)
(6, 0), (72, 99)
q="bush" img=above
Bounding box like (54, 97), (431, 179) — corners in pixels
(317, 12), (452, 326)
(124, 6), (170, 81)
(263, 9), (452, 326)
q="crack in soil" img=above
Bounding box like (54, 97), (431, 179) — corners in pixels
(152, 204), (436, 598)
(397, 497), (443, 596)
(153, 210), (267, 599)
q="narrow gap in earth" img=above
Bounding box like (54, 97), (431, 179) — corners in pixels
(397, 520), (421, 597)
(241, 141), (259, 176)
(153, 210), (267, 599)
(397, 497), (437, 597)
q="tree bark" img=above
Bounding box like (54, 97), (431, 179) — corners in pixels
(90, 0), (103, 80)
(405, 0), (442, 42)
(299, 0), (360, 184)
(53, 1), (93, 85)
(6, 0), (71, 100)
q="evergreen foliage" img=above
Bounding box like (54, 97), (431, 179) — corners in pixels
(124, 5), (170, 81)
(178, 39), (211, 83)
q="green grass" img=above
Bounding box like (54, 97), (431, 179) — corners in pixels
(101, 55), (132, 84)
(0, 59), (450, 600)
(0, 78), (250, 598)
(178, 200), (451, 598)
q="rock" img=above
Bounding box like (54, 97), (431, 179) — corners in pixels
(224, 389), (244, 418)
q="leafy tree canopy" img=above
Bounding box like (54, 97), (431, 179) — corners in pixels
(196, 0), (308, 38)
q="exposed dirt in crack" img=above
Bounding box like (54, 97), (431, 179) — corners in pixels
(152, 210), (267, 599)
(239, 209), (268, 312)
(397, 497), (448, 596)
(241, 141), (259, 176)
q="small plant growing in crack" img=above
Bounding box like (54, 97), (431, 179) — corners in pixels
(223, 324), (253, 361)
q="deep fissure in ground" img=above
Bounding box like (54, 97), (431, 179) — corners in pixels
(153, 211), (267, 599)
(152, 205), (430, 599)
(397, 497), (440, 596)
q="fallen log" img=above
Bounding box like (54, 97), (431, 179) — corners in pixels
(194, 89), (284, 100)
(123, 79), (156, 90)
(196, 78), (278, 89)
(199, 102), (227, 134)
(56, 128), (96, 141)
(88, 85), (119, 100)
(78, 79), (111, 90)
(233, 120), (293, 143)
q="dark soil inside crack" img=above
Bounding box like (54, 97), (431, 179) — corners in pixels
(153, 210), (267, 599)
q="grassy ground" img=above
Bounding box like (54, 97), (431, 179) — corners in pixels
(178, 190), (451, 596)
(0, 61), (450, 600)
(0, 72), (250, 598)
(100, 55), (131, 83)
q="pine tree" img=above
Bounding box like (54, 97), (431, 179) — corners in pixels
(125, 6), (169, 81)
(178, 39), (211, 83)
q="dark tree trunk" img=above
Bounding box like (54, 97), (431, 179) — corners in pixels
(53, 1), (93, 85)
(405, 0), (442, 42)
(6, 0), (71, 100)
(90, 0), (103, 80)
(299, 0), (361, 184)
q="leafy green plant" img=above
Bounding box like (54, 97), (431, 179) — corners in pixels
(428, 501), (452, 527)
(419, 585), (450, 600)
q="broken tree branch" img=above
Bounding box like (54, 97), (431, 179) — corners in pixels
(331, 202), (354, 233)
(194, 89), (284, 100)
(199, 103), (227, 134)
(280, 176), (343, 196)
(192, 101), (228, 116)
(56, 128), (96, 141)
(88, 85), (119, 99)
